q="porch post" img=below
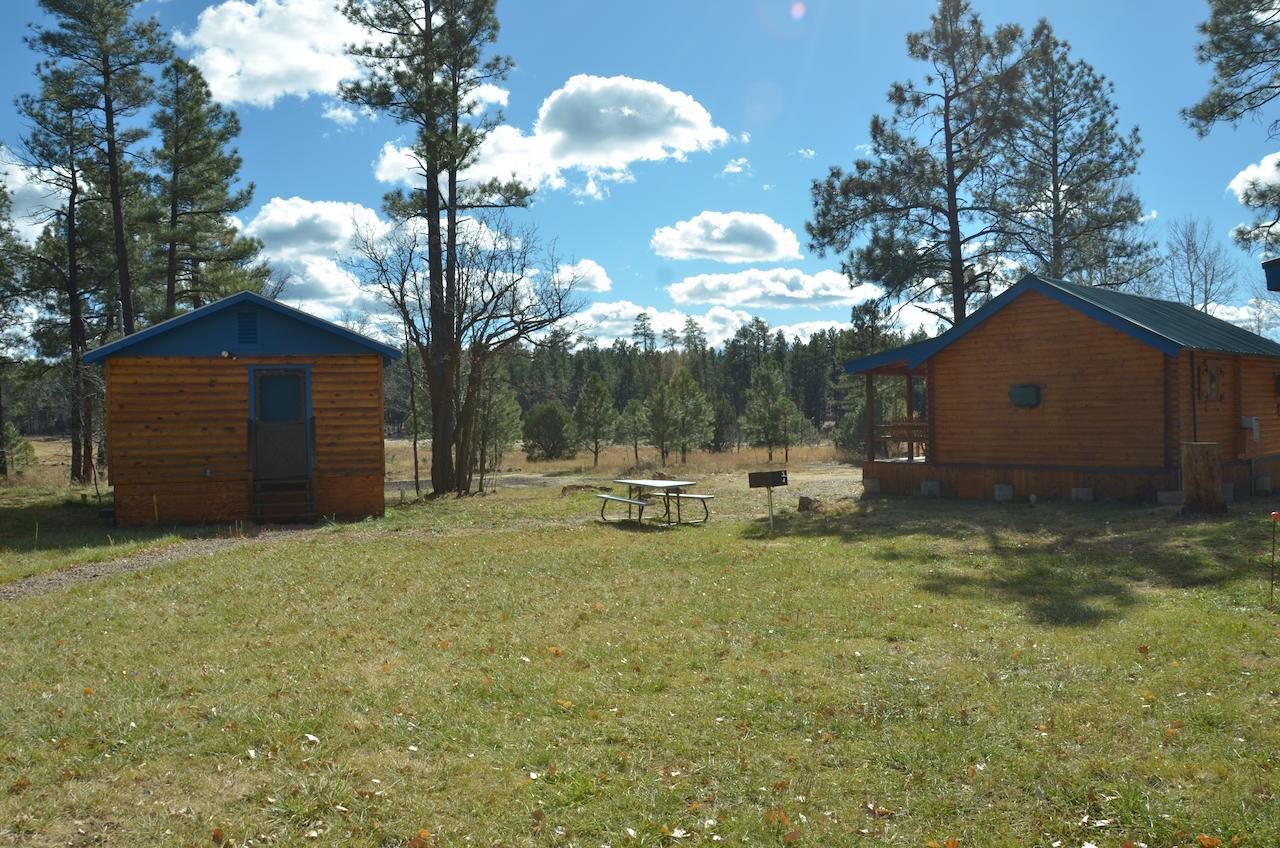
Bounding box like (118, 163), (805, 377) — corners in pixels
(905, 373), (915, 462)
(865, 374), (874, 463)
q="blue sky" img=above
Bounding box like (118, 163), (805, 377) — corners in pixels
(1, 0), (1277, 343)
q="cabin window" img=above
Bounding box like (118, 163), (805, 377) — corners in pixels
(1197, 360), (1226, 402)
(237, 311), (259, 345)
(1008, 384), (1041, 408)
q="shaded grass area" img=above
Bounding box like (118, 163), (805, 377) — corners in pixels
(0, 491), (1278, 846)
(0, 484), (232, 585)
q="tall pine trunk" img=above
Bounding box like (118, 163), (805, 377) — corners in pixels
(406, 331), (421, 497)
(165, 174), (180, 318)
(0, 373), (8, 478)
(454, 354), (482, 495)
(102, 81), (136, 335)
(80, 391), (94, 481)
(65, 143), (86, 485)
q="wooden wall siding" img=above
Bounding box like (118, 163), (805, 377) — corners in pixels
(114, 480), (249, 526)
(314, 475), (385, 518)
(1176, 352), (1240, 457)
(1237, 356), (1280, 456)
(865, 461), (1178, 502)
(930, 290), (1166, 468)
(105, 354), (386, 525)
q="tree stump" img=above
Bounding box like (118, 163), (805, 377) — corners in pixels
(1181, 442), (1226, 514)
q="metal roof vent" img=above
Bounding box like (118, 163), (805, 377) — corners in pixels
(237, 310), (258, 345)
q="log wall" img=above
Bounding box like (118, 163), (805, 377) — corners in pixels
(106, 354), (386, 525)
(930, 290), (1167, 468)
(864, 460), (1178, 502)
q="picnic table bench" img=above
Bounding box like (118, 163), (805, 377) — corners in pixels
(596, 493), (653, 522)
(597, 479), (714, 526)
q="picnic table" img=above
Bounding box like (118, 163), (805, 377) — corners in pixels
(596, 478), (714, 526)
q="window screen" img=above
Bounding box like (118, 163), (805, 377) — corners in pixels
(257, 372), (305, 422)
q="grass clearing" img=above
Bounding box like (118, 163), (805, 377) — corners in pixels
(2, 470), (1279, 847)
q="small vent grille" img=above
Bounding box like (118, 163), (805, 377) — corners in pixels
(237, 311), (258, 345)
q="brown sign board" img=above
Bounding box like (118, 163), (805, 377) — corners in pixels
(748, 470), (787, 489)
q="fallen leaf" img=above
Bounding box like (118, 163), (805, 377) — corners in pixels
(212, 827), (225, 845)
(1197, 837), (1223, 848)
(547, 646), (563, 657)
(1138, 644), (1149, 654)
(783, 831), (801, 843)
(556, 699), (574, 709)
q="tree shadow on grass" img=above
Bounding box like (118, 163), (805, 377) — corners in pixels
(741, 495), (1268, 627)
(0, 495), (232, 560)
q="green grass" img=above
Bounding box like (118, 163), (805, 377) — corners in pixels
(0, 483), (232, 585)
(1, 485), (1278, 846)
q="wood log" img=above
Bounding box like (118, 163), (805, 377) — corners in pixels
(1181, 441), (1226, 513)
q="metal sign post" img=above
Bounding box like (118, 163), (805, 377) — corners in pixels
(748, 470), (788, 531)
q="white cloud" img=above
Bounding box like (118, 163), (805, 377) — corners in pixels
(559, 258), (612, 293)
(721, 156), (750, 175)
(738, 131), (751, 144)
(0, 151), (59, 243)
(651, 211), (802, 264)
(668, 267), (879, 310)
(175, 0), (368, 107)
(1229, 151), (1280, 200)
(574, 300), (751, 346)
(773, 319), (846, 341)
(243, 196), (388, 314)
(794, 147), (816, 159)
(378, 75), (727, 197)
(1210, 297), (1280, 337)
(473, 84), (510, 108)
(374, 142), (423, 186)
(321, 102), (358, 127)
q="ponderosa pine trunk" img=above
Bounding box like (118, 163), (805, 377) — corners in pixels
(101, 79), (136, 335)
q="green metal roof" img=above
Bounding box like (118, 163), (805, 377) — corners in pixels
(1032, 275), (1280, 358)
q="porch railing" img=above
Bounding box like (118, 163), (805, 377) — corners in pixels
(873, 419), (928, 461)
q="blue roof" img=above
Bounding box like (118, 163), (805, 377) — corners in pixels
(845, 273), (1280, 374)
(84, 291), (402, 364)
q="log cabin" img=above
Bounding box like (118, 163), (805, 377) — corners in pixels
(84, 291), (401, 526)
(846, 273), (1280, 502)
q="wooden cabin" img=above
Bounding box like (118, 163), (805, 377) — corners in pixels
(85, 292), (401, 526)
(846, 274), (1280, 502)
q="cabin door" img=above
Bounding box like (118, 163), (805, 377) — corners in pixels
(252, 369), (311, 480)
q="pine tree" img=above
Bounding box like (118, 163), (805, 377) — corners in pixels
(743, 358), (792, 462)
(15, 66), (96, 482)
(668, 368), (713, 463)
(573, 372), (617, 467)
(342, 0), (531, 495)
(151, 58), (264, 318)
(615, 399), (647, 467)
(1186, 0), (1280, 138)
(28, 0), (171, 335)
(1000, 22), (1155, 287)
(645, 382), (676, 466)
(808, 0), (1023, 323)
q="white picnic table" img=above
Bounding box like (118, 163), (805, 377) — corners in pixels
(609, 478), (707, 526)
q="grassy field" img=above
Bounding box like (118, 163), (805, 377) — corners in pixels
(0, 439), (233, 585)
(1, 444), (1279, 846)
